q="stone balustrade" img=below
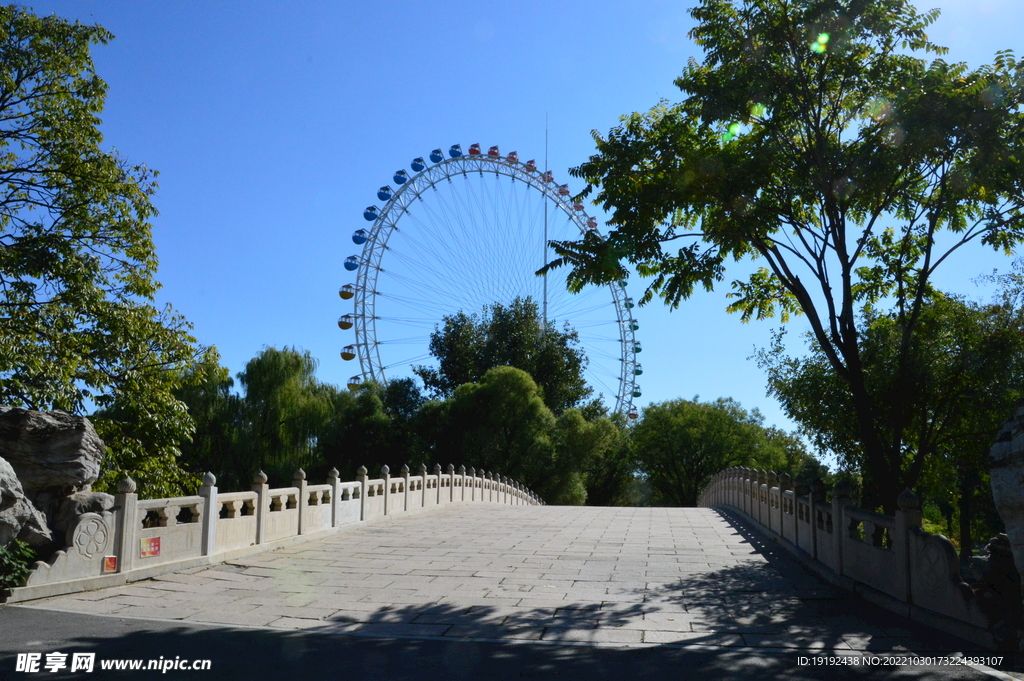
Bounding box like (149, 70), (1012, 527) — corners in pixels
(3, 465), (543, 604)
(699, 467), (993, 648)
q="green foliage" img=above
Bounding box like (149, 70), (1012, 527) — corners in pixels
(579, 412), (637, 506)
(0, 7), (204, 496)
(443, 366), (558, 493)
(172, 349), (245, 490)
(232, 347), (337, 486)
(633, 397), (813, 506)
(760, 289), (1024, 516)
(545, 0), (1024, 510)
(317, 379), (427, 479)
(414, 297), (593, 415)
(0, 539), (36, 591)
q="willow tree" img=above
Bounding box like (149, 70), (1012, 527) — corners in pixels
(545, 0), (1024, 512)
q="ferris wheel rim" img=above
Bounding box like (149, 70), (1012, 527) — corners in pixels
(345, 148), (639, 415)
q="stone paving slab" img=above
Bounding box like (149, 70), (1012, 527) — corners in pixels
(18, 505), (980, 652)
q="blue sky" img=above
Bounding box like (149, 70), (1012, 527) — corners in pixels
(27, 0), (1024, 457)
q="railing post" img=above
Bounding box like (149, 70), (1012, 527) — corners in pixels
(381, 465), (391, 515)
(114, 476), (138, 573)
(198, 472), (218, 556)
(447, 464), (455, 502)
(895, 488), (921, 603)
(488, 472), (495, 503)
(253, 470), (269, 544)
(328, 468), (340, 527)
(294, 469), (307, 535)
(458, 465), (467, 501)
(356, 465), (368, 520)
(419, 463), (428, 507)
(778, 473), (790, 542)
(832, 479), (851, 576)
(809, 478), (823, 560)
(433, 464), (442, 505)
(401, 464), (410, 512)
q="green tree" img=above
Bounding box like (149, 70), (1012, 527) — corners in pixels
(544, 0), (1024, 511)
(442, 366), (590, 503)
(414, 297), (593, 415)
(761, 287), (1024, 550)
(580, 413), (637, 506)
(235, 347), (336, 485)
(172, 351), (245, 490)
(316, 379), (428, 479)
(0, 8), (205, 496)
(633, 397), (809, 507)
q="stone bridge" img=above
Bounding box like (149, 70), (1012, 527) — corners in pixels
(9, 504), (983, 656)
(2, 466), (1016, 679)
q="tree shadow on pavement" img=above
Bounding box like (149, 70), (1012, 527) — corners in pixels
(0, 604), (994, 681)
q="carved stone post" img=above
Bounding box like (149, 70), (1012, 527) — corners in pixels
(778, 473), (791, 543)
(294, 469), (307, 535)
(401, 463), (410, 512)
(419, 463), (428, 508)
(832, 479), (852, 576)
(460, 465), (468, 501)
(356, 465), (368, 521)
(894, 488), (921, 603)
(447, 464), (455, 502)
(253, 470), (269, 544)
(328, 468), (340, 527)
(767, 471), (779, 533)
(198, 472), (218, 555)
(809, 478), (824, 560)
(433, 464), (442, 505)
(114, 477), (139, 573)
(381, 465), (391, 516)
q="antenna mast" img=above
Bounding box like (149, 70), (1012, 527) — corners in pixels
(543, 114), (549, 331)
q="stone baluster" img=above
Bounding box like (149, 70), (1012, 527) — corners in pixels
(832, 479), (852, 576)
(199, 472), (218, 555)
(488, 472), (495, 503)
(253, 470), (269, 544)
(381, 465), (391, 515)
(327, 468), (340, 527)
(114, 476), (139, 573)
(356, 465), (368, 520)
(401, 463), (410, 512)
(778, 473), (791, 543)
(447, 464), (455, 502)
(733, 468), (741, 508)
(419, 463), (428, 507)
(895, 488), (921, 602)
(460, 465), (469, 501)
(809, 478), (824, 560)
(294, 469), (307, 534)
(433, 464), (442, 505)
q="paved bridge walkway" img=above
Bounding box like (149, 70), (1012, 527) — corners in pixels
(14, 505), (978, 655)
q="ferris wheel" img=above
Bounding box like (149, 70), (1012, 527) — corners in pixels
(338, 143), (641, 418)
